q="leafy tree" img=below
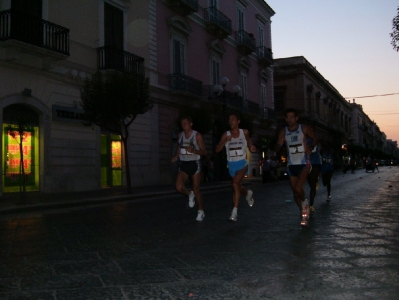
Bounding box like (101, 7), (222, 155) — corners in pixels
(390, 6), (399, 52)
(80, 70), (152, 193)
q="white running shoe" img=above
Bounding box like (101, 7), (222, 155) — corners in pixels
(327, 195), (331, 202)
(196, 210), (205, 222)
(246, 190), (254, 207)
(188, 191), (195, 208)
(229, 212), (238, 222)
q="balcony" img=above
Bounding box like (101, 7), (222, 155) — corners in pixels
(260, 107), (276, 120)
(163, 0), (198, 15)
(257, 46), (273, 67)
(168, 73), (202, 97)
(97, 46), (144, 76)
(235, 30), (256, 55)
(0, 9), (69, 67)
(204, 7), (232, 39)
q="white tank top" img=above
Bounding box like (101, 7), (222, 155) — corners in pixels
(285, 124), (307, 165)
(178, 130), (200, 161)
(225, 129), (247, 162)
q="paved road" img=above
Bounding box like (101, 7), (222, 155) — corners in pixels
(0, 167), (398, 299)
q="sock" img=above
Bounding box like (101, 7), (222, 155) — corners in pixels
(232, 207), (238, 214)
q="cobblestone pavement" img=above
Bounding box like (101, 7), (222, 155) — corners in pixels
(0, 167), (398, 299)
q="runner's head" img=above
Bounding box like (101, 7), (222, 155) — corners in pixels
(180, 115), (193, 131)
(284, 108), (298, 127)
(228, 112), (240, 129)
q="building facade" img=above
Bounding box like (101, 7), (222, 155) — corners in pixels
(0, 0), (276, 195)
(273, 56), (352, 151)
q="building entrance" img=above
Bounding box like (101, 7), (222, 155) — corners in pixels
(101, 134), (122, 187)
(2, 104), (40, 192)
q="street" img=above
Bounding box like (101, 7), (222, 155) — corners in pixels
(1, 167), (399, 299)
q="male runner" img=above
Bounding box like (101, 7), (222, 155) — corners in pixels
(215, 113), (256, 222)
(274, 108), (317, 227)
(171, 116), (207, 221)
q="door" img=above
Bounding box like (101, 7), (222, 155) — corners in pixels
(11, 0), (42, 46)
(101, 134), (122, 187)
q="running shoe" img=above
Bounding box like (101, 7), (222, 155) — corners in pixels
(301, 199), (310, 220)
(229, 212), (238, 222)
(310, 205), (315, 215)
(196, 210), (205, 222)
(188, 191), (195, 208)
(327, 195), (331, 202)
(246, 190), (254, 207)
(300, 217), (308, 227)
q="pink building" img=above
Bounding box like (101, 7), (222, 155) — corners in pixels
(153, 0), (276, 181)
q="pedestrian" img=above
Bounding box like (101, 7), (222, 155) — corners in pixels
(171, 116), (207, 221)
(306, 125), (321, 216)
(270, 156), (279, 181)
(202, 155), (210, 182)
(215, 112), (257, 222)
(320, 140), (334, 202)
(208, 157), (214, 181)
(274, 108), (317, 227)
(261, 156), (271, 183)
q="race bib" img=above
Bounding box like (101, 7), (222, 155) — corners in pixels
(229, 147), (244, 157)
(289, 144), (304, 154)
(323, 157), (331, 163)
(180, 147), (193, 155)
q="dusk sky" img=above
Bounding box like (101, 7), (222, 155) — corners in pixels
(267, 0), (399, 143)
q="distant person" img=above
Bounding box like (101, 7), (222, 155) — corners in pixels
(274, 108), (317, 227)
(320, 140), (334, 202)
(261, 156), (271, 183)
(306, 126), (321, 216)
(215, 113), (256, 222)
(171, 116), (207, 221)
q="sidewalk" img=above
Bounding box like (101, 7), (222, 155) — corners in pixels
(0, 178), (261, 215)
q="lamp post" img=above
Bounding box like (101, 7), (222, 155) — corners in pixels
(212, 77), (241, 180)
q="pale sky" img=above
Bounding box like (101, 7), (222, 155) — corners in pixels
(267, 0), (399, 143)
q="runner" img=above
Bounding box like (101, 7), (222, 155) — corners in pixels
(274, 108), (317, 227)
(215, 113), (257, 222)
(306, 126), (321, 216)
(171, 116), (207, 221)
(320, 140), (335, 202)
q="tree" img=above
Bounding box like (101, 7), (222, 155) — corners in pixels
(80, 70), (152, 193)
(390, 6), (399, 52)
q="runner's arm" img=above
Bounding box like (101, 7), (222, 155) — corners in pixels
(243, 129), (256, 152)
(171, 133), (182, 162)
(215, 132), (228, 153)
(274, 129), (285, 152)
(194, 133), (207, 156)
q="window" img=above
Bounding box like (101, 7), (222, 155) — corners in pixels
(209, 0), (218, 8)
(258, 23), (264, 47)
(104, 2), (123, 49)
(260, 83), (267, 108)
(237, 5), (245, 31)
(211, 58), (221, 84)
(172, 37), (186, 74)
(274, 87), (286, 112)
(240, 73), (248, 100)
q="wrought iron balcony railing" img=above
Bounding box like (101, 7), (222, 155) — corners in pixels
(260, 107), (276, 120)
(97, 46), (144, 75)
(0, 9), (69, 55)
(235, 30), (256, 55)
(257, 46), (273, 67)
(204, 7), (232, 39)
(168, 73), (202, 97)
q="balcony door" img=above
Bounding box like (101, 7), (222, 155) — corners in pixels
(104, 3), (124, 71)
(11, 0), (42, 46)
